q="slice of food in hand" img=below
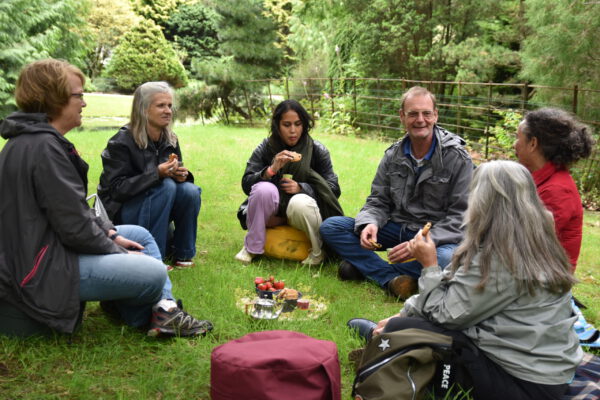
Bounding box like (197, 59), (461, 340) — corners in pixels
(289, 151), (302, 162)
(421, 222), (432, 235)
(168, 153), (178, 162)
(368, 239), (382, 249)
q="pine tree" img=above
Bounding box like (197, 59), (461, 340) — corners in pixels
(104, 18), (188, 92)
(0, 0), (88, 118)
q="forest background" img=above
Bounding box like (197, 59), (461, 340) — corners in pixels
(1, 0), (600, 205)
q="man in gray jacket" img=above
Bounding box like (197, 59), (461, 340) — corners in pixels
(320, 86), (473, 299)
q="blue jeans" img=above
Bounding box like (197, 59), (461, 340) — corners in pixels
(320, 216), (456, 287)
(78, 225), (174, 327)
(119, 178), (201, 260)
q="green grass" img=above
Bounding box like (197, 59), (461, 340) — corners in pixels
(1, 122), (599, 399)
(80, 93), (132, 130)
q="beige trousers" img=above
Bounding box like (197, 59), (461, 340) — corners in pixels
(286, 194), (323, 257)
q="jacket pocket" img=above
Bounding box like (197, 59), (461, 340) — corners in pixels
(422, 175), (451, 211)
(20, 245), (48, 287)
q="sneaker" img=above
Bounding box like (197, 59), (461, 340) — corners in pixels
(174, 259), (194, 268)
(302, 252), (325, 265)
(235, 247), (255, 264)
(338, 260), (365, 281)
(387, 275), (418, 300)
(147, 300), (213, 337)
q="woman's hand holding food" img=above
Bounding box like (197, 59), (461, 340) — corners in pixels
(270, 150), (302, 173)
(158, 158), (178, 178)
(407, 228), (438, 268)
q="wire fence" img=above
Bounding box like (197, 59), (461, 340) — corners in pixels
(239, 77), (600, 193)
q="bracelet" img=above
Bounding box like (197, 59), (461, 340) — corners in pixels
(109, 232), (120, 240)
(266, 166), (276, 177)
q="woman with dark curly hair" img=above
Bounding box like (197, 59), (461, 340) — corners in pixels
(514, 107), (594, 271)
(235, 100), (343, 265)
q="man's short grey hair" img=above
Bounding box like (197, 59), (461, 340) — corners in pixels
(400, 86), (437, 111)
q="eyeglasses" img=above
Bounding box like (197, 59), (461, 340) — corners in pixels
(70, 93), (85, 100)
(405, 110), (436, 120)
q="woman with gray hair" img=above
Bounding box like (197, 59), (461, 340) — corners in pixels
(98, 82), (201, 269)
(514, 107), (594, 270)
(348, 161), (581, 399)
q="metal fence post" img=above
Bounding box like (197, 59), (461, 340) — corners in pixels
(485, 83), (492, 159)
(353, 78), (357, 126)
(573, 85), (579, 114)
(267, 80), (274, 111)
(285, 77), (290, 99)
(243, 87), (253, 126)
(457, 82), (462, 135)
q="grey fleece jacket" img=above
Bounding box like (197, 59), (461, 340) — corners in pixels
(402, 254), (582, 384)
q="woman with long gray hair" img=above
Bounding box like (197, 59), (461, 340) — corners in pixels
(98, 82), (201, 269)
(347, 161), (581, 399)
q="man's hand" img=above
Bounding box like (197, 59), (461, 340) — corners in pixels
(387, 241), (413, 263)
(360, 224), (379, 250)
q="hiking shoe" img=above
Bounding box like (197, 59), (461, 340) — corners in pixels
(348, 348), (365, 372)
(347, 318), (377, 342)
(235, 247), (255, 264)
(387, 275), (418, 300)
(338, 260), (365, 281)
(147, 300), (213, 337)
(302, 252), (325, 266)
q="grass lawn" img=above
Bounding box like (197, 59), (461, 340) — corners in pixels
(1, 120), (599, 399)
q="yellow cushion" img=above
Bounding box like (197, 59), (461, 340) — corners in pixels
(264, 225), (310, 261)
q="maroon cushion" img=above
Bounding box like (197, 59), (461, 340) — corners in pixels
(211, 330), (341, 400)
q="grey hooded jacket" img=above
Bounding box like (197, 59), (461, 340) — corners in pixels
(355, 125), (473, 245)
(0, 112), (125, 333)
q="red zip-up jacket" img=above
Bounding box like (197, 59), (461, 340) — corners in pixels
(532, 162), (583, 270)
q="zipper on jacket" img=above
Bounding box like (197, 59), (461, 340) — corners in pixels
(20, 245), (48, 287)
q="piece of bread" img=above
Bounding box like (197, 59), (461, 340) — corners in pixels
(289, 152), (302, 162)
(422, 222), (432, 235)
(368, 239), (382, 249)
(168, 153), (178, 162)
(277, 288), (299, 300)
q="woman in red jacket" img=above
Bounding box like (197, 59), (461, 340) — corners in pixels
(514, 108), (594, 271)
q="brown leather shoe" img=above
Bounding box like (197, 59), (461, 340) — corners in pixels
(387, 275), (418, 300)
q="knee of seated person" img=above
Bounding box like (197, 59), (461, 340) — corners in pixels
(158, 177), (177, 194)
(178, 182), (202, 197)
(319, 215), (348, 235)
(287, 194), (317, 216)
(137, 256), (168, 289)
(249, 181), (278, 200)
